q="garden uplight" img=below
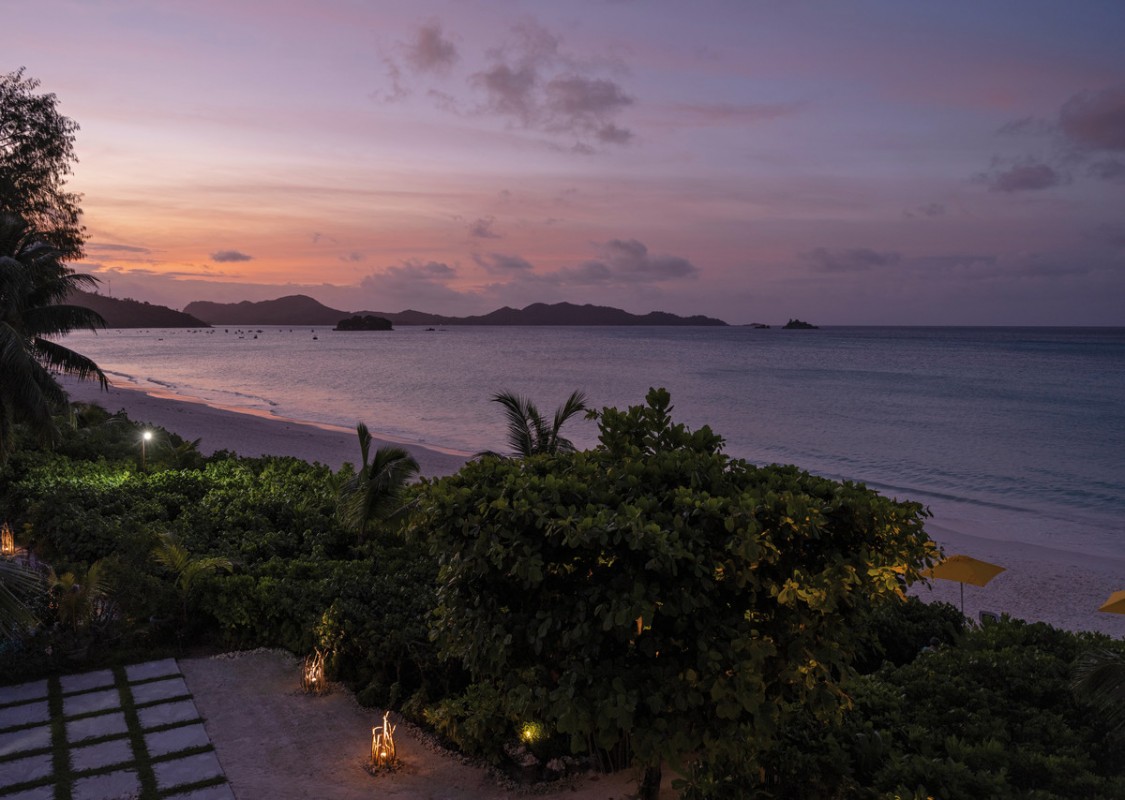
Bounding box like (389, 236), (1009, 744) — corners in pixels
(0, 522), (14, 556)
(370, 711), (397, 770)
(301, 649), (327, 695)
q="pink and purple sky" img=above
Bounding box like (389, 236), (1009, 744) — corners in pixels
(10, 0), (1125, 324)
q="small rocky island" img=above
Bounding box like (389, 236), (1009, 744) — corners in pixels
(783, 318), (819, 329)
(334, 315), (393, 331)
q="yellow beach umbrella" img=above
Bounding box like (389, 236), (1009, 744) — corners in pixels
(1098, 591), (1125, 615)
(922, 554), (1006, 613)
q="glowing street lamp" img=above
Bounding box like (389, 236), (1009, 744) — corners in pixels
(141, 430), (153, 469)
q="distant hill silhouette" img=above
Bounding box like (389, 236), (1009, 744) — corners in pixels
(184, 295), (346, 325)
(185, 295), (728, 326)
(67, 289), (209, 328)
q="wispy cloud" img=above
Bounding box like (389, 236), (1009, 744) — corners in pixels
(468, 217), (501, 238)
(977, 159), (1063, 193)
(379, 18), (634, 152)
(802, 247), (902, 273)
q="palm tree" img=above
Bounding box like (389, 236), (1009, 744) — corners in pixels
(484, 389), (589, 458)
(338, 423), (419, 543)
(47, 559), (109, 633)
(151, 533), (233, 624)
(0, 213), (106, 459)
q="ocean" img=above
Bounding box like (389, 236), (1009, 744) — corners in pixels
(62, 325), (1125, 560)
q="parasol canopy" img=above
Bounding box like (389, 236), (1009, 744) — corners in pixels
(922, 554), (1006, 613)
(1098, 590), (1125, 615)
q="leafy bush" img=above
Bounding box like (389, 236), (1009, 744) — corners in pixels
(416, 388), (938, 779)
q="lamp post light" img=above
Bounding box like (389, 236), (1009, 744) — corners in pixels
(141, 430), (153, 469)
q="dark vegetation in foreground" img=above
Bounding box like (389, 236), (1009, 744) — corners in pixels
(1, 395), (1124, 800)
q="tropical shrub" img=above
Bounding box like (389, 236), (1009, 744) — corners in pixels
(415, 388), (938, 792)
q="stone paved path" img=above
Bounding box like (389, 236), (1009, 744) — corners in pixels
(0, 659), (234, 800)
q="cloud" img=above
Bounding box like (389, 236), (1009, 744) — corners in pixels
(86, 242), (151, 254)
(469, 217), (501, 239)
(903, 202), (946, 218)
(801, 247), (902, 273)
(980, 160), (1062, 193)
(1088, 158), (1125, 182)
(406, 22), (457, 73)
(1058, 85), (1125, 152)
(473, 63), (540, 122)
(561, 239), (698, 284)
(380, 19), (634, 151)
(473, 253), (533, 273)
(339, 251), (365, 262)
(544, 75), (634, 122)
(210, 250), (253, 262)
(361, 260), (456, 289)
(669, 102), (799, 126)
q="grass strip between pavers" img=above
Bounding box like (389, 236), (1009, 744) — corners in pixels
(115, 665), (160, 799)
(1, 665), (228, 800)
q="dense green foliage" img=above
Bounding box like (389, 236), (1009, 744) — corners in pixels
(1, 392), (1123, 799)
(419, 389), (937, 781)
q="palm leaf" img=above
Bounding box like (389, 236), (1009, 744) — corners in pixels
(0, 559), (41, 640)
(1073, 649), (1125, 733)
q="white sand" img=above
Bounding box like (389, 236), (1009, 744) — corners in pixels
(62, 377), (1125, 639)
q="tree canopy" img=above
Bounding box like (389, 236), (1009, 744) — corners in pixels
(0, 68), (84, 260)
(418, 388), (938, 793)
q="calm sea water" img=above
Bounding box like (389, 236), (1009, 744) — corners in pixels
(63, 326), (1125, 559)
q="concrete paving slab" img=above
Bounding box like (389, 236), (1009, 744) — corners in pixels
(138, 699), (200, 729)
(153, 750), (224, 790)
(0, 701), (49, 729)
(63, 687), (121, 717)
(0, 752), (52, 790)
(164, 783), (236, 800)
(125, 658), (179, 683)
(59, 669), (114, 694)
(0, 680), (47, 707)
(70, 737), (135, 772)
(67, 711), (129, 743)
(145, 723), (210, 757)
(131, 676), (189, 705)
(0, 724), (51, 757)
(0, 785), (55, 800)
(71, 768), (140, 800)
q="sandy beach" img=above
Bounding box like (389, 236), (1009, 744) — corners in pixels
(62, 377), (1125, 639)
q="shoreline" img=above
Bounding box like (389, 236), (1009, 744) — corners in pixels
(61, 376), (470, 478)
(61, 377), (1125, 639)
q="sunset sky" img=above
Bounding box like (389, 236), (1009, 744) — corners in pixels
(9, 0), (1125, 324)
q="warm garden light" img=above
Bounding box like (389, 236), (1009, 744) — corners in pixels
(519, 721), (544, 745)
(370, 711), (397, 769)
(0, 522), (14, 556)
(301, 649), (327, 695)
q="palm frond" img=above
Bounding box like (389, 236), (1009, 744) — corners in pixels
(31, 338), (108, 386)
(491, 391), (538, 457)
(1073, 649), (1125, 733)
(0, 559), (42, 640)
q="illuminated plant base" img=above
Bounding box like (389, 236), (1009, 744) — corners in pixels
(0, 523), (14, 556)
(369, 710), (398, 771)
(301, 649), (327, 695)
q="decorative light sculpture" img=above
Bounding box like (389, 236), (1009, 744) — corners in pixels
(301, 649), (327, 695)
(370, 710), (397, 769)
(0, 523), (13, 556)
